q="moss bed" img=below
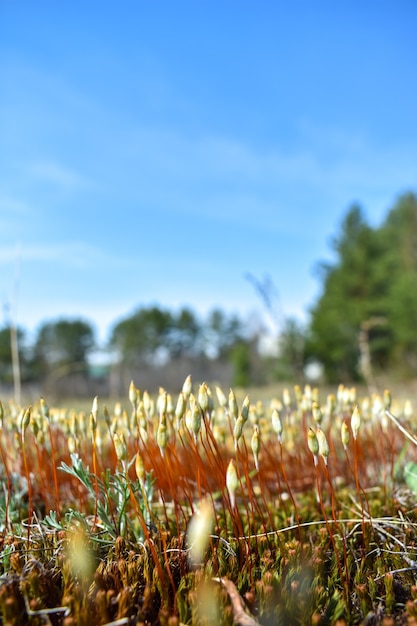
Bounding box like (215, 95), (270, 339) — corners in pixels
(1, 380), (417, 625)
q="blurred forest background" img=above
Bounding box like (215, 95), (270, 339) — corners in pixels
(2, 192), (417, 399)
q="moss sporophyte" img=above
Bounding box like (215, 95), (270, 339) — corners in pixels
(1, 380), (417, 624)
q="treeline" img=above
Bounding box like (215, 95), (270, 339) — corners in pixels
(307, 191), (417, 382)
(0, 307), (274, 397)
(1, 191), (417, 396)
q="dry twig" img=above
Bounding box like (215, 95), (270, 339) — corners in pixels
(213, 577), (262, 626)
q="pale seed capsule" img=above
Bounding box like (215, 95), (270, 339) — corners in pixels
(283, 388), (291, 409)
(186, 499), (214, 568)
(135, 453), (145, 483)
(91, 396), (99, 422)
(166, 393), (174, 415)
(212, 424), (226, 445)
(89, 412), (97, 438)
(129, 408), (137, 431)
(270, 398), (282, 412)
(198, 383), (209, 413)
(249, 406), (258, 426)
(129, 381), (139, 409)
(372, 394), (383, 419)
(312, 402), (323, 426)
(31, 410), (40, 432)
(30, 413), (39, 437)
(40, 397), (49, 420)
(113, 432), (128, 465)
(182, 374), (193, 398)
(256, 400), (264, 420)
(304, 385), (312, 402)
(122, 409), (129, 429)
(337, 384), (345, 407)
(226, 459), (239, 509)
(300, 395), (310, 414)
(215, 386), (227, 408)
(103, 405), (111, 431)
(41, 415), (49, 435)
(207, 387), (214, 414)
(326, 394), (336, 418)
(351, 406), (361, 440)
(189, 393), (197, 412)
(20, 406), (31, 435)
(251, 425), (260, 471)
(307, 428), (319, 466)
(233, 415), (244, 450)
(271, 409), (283, 443)
(110, 416), (118, 436)
(36, 428), (45, 446)
(294, 385), (302, 407)
(312, 387), (320, 405)
(190, 405), (202, 443)
(157, 421), (168, 457)
(96, 426), (103, 452)
(139, 426), (148, 443)
(316, 427), (329, 466)
(342, 387), (351, 409)
(137, 406), (147, 430)
(143, 390), (153, 417)
(228, 389), (239, 422)
(341, 421), (350, 451)
(241, 395), (250, 423)
(175, 392), (187, 428)
(188, 395), (201, 438)
(185, 409), (193, 433)
(68, 412), (77, 437)
(157, 389), (167, 417)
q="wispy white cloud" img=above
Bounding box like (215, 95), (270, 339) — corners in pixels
(0, 197), (37, 250)
(195, 135), (321, 184)
(2, 54), (415, 238)
(198, 129), (417, 194)
(27, 160), (92, 190)
(0, 195), (34, 223)
(112, 123), (417, 234)
(0, 241), (120, 269)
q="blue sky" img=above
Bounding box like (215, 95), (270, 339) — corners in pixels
(1, 1), (416, 345)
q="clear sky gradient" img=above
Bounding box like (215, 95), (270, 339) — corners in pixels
(1, 1), (416, 344)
